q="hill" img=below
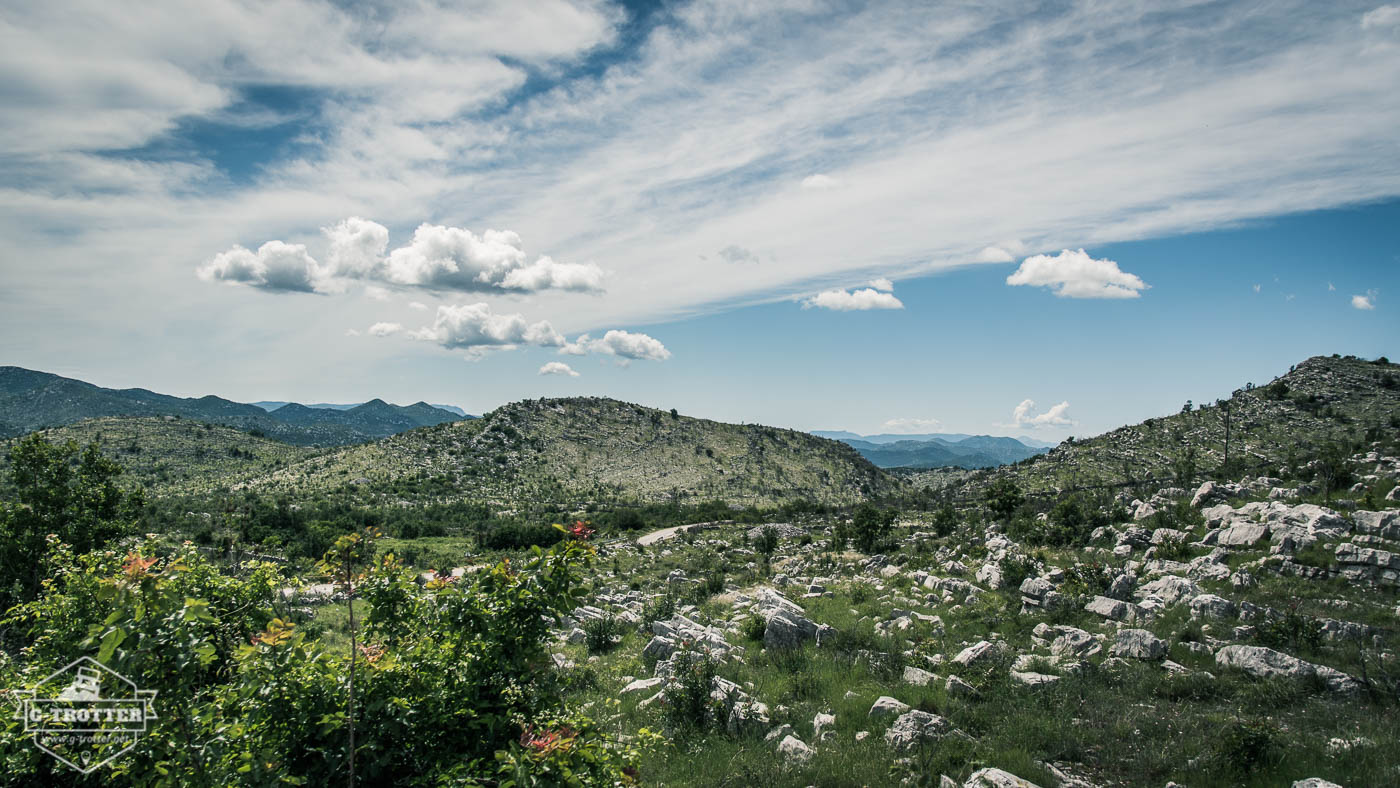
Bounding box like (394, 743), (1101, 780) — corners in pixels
(918, 354), (1400, 496)
(0, 416), (318, 496)
(820, 432), (1048, 469)
(231, 396), (900, 506)
(0, 366), (464, 446)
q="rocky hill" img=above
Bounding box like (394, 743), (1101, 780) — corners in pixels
(914, 354), (1400, 497)
(0, 366), (465, 445)
(230, 396), (900, 506)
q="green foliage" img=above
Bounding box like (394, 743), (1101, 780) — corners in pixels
(582, 615), (623, 655)
(932, 503), (958, 537)
(740, 613), (767, 642)
(1314, 441), (1354, 502)
(0, 434), (144, 610)
(755, 526), (779, 560)
(1254, 600), (1324, 655)
(851, 504), (898, 553)
(1213, 718), (1281, 775)
(660, 645), (723, 734)
(0, 522), (630, 785)
(984, 477), (1025, 521)
(495, 706), (658, 787)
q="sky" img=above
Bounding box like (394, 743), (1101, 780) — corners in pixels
(1, 0), (1397, 441)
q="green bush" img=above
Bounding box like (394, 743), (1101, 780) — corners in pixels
(582, 615), (623, 655)
(660, 646), (722, 733)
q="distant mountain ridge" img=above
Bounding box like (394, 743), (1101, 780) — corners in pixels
(0, 366), (465, 446)
(813, 430), (1050, 469)
(253, 401), (471, 417)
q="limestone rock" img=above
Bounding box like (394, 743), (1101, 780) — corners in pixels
(883, 709), (951, 751)
(1109, 629), (1166, 660)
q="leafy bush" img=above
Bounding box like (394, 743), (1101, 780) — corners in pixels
(660, 645), (722, 733)
(0, 522), (635, 785)
(740, 614), (767, 641)
(582, 615), (623, 655)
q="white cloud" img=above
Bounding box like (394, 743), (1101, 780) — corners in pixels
(803, 288), (904, 311)
(202, 219), (605, 296)
(977, 246), (1016, 263)
(8, 0), (1400, 394)
(1328, 281), (1336, 291)
(1011, 399), (1076, 428)
(869, 277), (894, 292)
(801, 174), (840, 190)
(344, 328), (360, 337)
(585, 330), (671, 361)
(1253, 284), (1261, 293)
(882, 417), (943, 433)
(367, 321), (403, 337)
(1006, 249), (1149, 299)
(976, 240), (1027, 263)
(409, 303), (564, 352)
(1362, 5), (1400, 29)
(197, 241), (325, 293)
(325, 217), (390, 278)
(538, 361), (580, 377)
(1352, 289), (1378, 310)
(408, 301), (429, 311)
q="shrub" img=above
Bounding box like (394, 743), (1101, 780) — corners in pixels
(582, 615), (623, 655)
(740, 613), (767, 641)
(851, 504), (898, 553)
(660, 645), (722, 733)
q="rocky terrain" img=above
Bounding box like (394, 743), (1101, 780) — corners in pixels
(226, 396), (899, 506)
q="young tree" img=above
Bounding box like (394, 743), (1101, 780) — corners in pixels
(851, 503), (897, 553)
(755, 525), (779, 562)
(984, 477), (1025, 521)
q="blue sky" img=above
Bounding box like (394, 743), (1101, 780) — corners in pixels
(1, 0), (1397, 441)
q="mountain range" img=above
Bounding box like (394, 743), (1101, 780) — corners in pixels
(0, 366), (466, 446)
(812, 430), (1051, 469)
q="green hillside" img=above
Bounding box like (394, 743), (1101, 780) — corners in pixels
(0, 416), (318, 496)
(231, 396), (900, 506)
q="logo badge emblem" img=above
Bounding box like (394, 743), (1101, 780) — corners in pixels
(13, 657), (158, 773)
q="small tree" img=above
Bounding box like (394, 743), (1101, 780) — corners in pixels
(1315, 442), (1354, 503)
(755, 526), (779, 562)
(984, 477), (1025, 521)
(851, 504), (897, 553)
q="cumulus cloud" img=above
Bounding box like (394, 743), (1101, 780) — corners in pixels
(409, 303), (564, 351)
(384, 224), (604, 293)
(869, 277), (894, 292)
(408, 301), (429, 311)
(198, 241), (324, 293)
(586, 330), (672, 360)
(325, 217), (390, 278)
(882, 417), (943, 433)
(1006, 249), (1149, 299)
(200, 219), (604, 296)
(539, 361), (580, 376)
(556, 330), (671, 360)
(1011, 399), (1075, 428)
(367, 321), (403, 337)
(1352, 289), (1378, 310)
(801, 173), (840, 189)
(803, 287), (904, 311)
